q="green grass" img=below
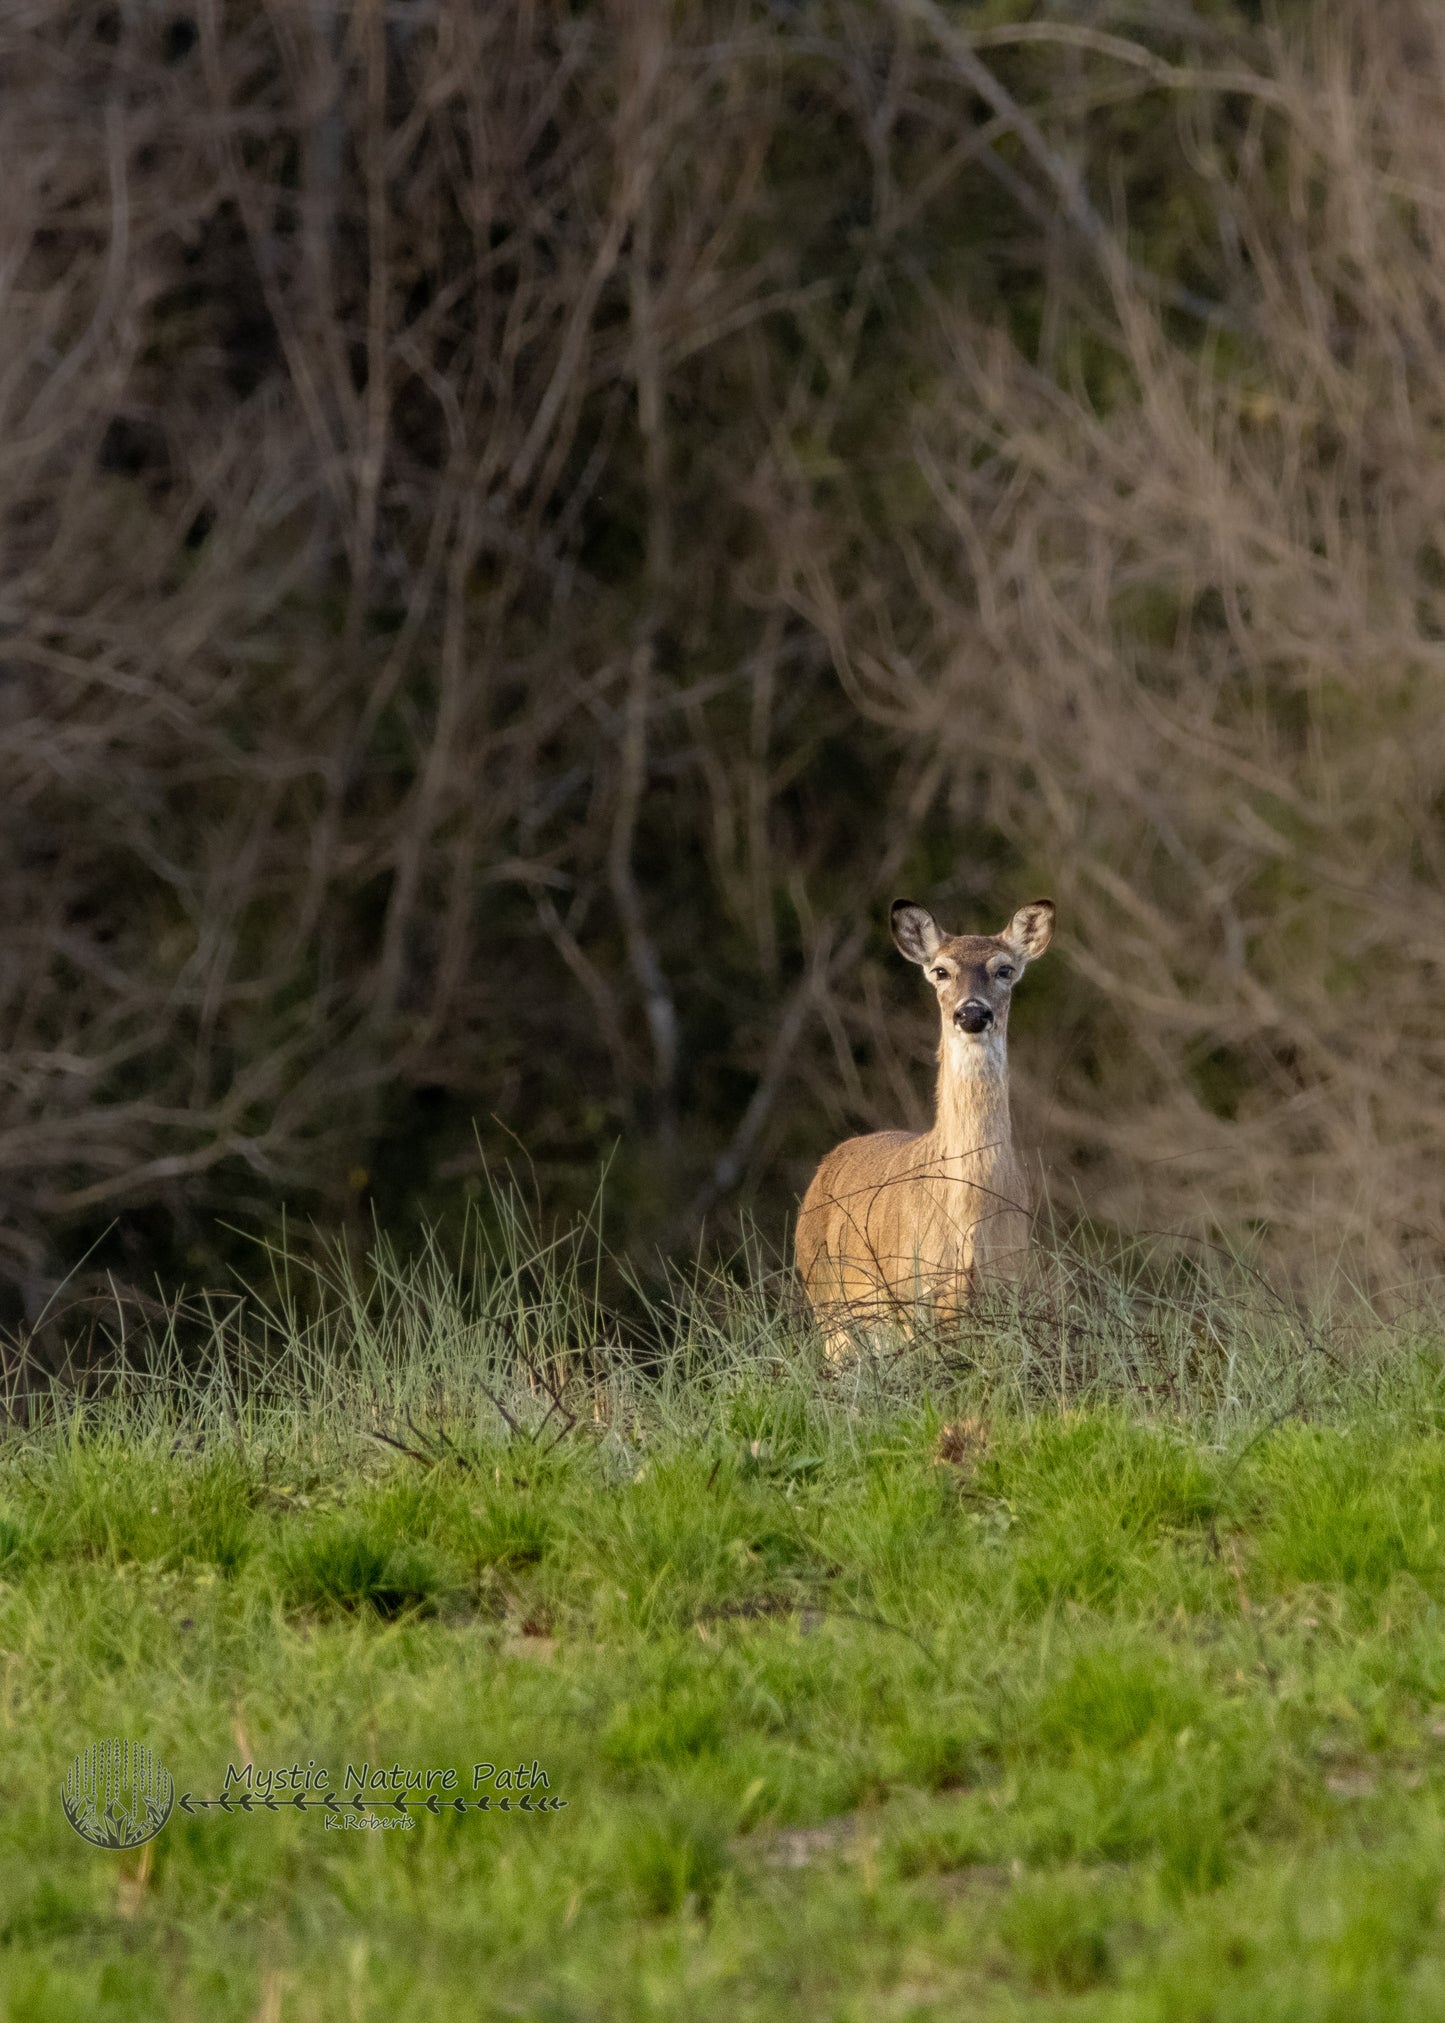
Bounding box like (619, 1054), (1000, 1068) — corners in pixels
(7, 1209), (1445, 2017)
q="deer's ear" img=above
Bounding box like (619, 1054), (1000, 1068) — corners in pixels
(891, 900), (944, 965)
(1004, 899), (1054, 961)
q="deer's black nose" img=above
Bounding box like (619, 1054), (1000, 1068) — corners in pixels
(955, 999), (993, 1034)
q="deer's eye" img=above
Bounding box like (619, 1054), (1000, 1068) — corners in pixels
(995, 964), (1016, 982)
(931, 967), (949, 982)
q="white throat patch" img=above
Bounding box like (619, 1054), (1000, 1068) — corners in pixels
(943, 1025), (1007, 1078)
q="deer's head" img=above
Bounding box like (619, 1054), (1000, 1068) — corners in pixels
(890, 898), (1054, 1057)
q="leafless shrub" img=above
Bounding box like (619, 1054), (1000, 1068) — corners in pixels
(791, 1), (1445, 1285)
(0, 1), (1441, 1313)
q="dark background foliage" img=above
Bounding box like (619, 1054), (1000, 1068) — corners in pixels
(4, 0), (1443, 1325)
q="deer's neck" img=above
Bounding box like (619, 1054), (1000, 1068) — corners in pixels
(930, 1028), (1013, 1165)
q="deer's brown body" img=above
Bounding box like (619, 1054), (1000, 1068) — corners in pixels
(795, 898), (1054, 1349)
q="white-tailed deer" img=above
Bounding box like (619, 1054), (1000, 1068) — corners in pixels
(795, 897), (1054, 1351)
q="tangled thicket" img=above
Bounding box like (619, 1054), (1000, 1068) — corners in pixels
(3, 0), (1445, 1319)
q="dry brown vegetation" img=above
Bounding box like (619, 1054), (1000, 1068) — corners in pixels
(2, 0), (1444, 1317)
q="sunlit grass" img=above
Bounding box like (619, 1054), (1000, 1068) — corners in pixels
(4, 1200), (1445, 2017)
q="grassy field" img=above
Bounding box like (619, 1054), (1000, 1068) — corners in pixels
(6, 1218), (1445, 2019)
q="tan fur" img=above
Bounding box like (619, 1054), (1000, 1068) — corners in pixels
(795, 898), (1054, 1352)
